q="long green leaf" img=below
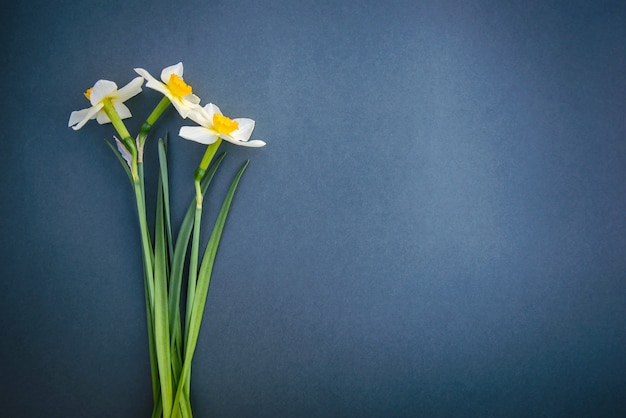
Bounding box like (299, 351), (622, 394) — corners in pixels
(155, 142), (188, 415)
(158, 137), (174, 265)
(131, 178), (160, 412)
(154, 164), (173, 417)
(171, 160), (249, 418)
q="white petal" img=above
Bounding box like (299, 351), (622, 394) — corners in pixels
(96, 110), (111, 124)
(230, 118), (255, 142)
(69, 104), (103, 130)
(90, 80), (118, 104)
(222, 136), (266, 147)
(171, 96), (202, 119)
(114, 76), (143, 102)
(204, 103), (222, 118)
(161, 62), (184, 83)
(179, 126), (219, 144)
(134, 67), (154, 81)
(68, 107), (92, 127)
(135, 68), (169, 96)
(183, 93), (201, 105)
(113, 102), (132, 119)
(246, 139), (267, 147)
(187, 104), (211, 126)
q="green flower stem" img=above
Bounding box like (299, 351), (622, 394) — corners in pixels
(192, 139), (222, 243)
(138, 96), (171, 147)
(185, 205), (202, 339)
(102, 98), (139, 181)
(133, 179), (154, 306)
(180, 140), (223, 403)
(102, 98), (132, 139)
(194, 139), (223, 183)
(185, 140), (222, 334)
(138, 163), (151, 247)
(132, 178), (159, 412)
(147, 96), (172, 125)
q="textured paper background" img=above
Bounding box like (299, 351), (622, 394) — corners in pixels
(1, 0), (625, 416)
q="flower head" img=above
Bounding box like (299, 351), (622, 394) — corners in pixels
(134, 62), (201, 118)
(68, 77), (144, 130)
(179, 103), (266, 147)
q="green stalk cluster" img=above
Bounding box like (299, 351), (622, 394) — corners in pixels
(105, 100), (249, 418)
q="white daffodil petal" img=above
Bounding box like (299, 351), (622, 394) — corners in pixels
(133, 68), (153, 81)
(161, 62), (184, 83)
(90, 80), (118, 104)
(171, 96), (201, 119)
(69, 104), (103, 130)
(222, 136), (266, 147)
(183, 93), (201, 105)
(170, 100), (190, 119)
(245, 139), (267, 147)
(113, 102), (132, 120)
(204, 103), (222, 118)
(146, 80), (169, 96)
(187, 104), (211, 125)
(68, 108), (93, 128)
(179, 126), (219, 145)
(114, 76), (144, 102)
(230, 118), (255, 142)
(96, 110), (111, 125)
(134, 68), (168, 95)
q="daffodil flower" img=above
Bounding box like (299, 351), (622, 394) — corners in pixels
(134, 62), (201, 119)
(179, 103), (266, 147)
(68, 77), (144, 130)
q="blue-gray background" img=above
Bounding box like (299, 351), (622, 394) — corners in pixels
(1, 0), (625, 416)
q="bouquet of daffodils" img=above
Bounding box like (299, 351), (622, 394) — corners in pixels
(68, 63), (265, 417)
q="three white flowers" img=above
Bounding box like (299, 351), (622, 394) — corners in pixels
(68, 62), (265, 148)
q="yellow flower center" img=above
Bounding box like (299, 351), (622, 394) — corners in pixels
(84, 88), (92, 100)
(167, 74), (192, 97)
(213, 113), (239, 135)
